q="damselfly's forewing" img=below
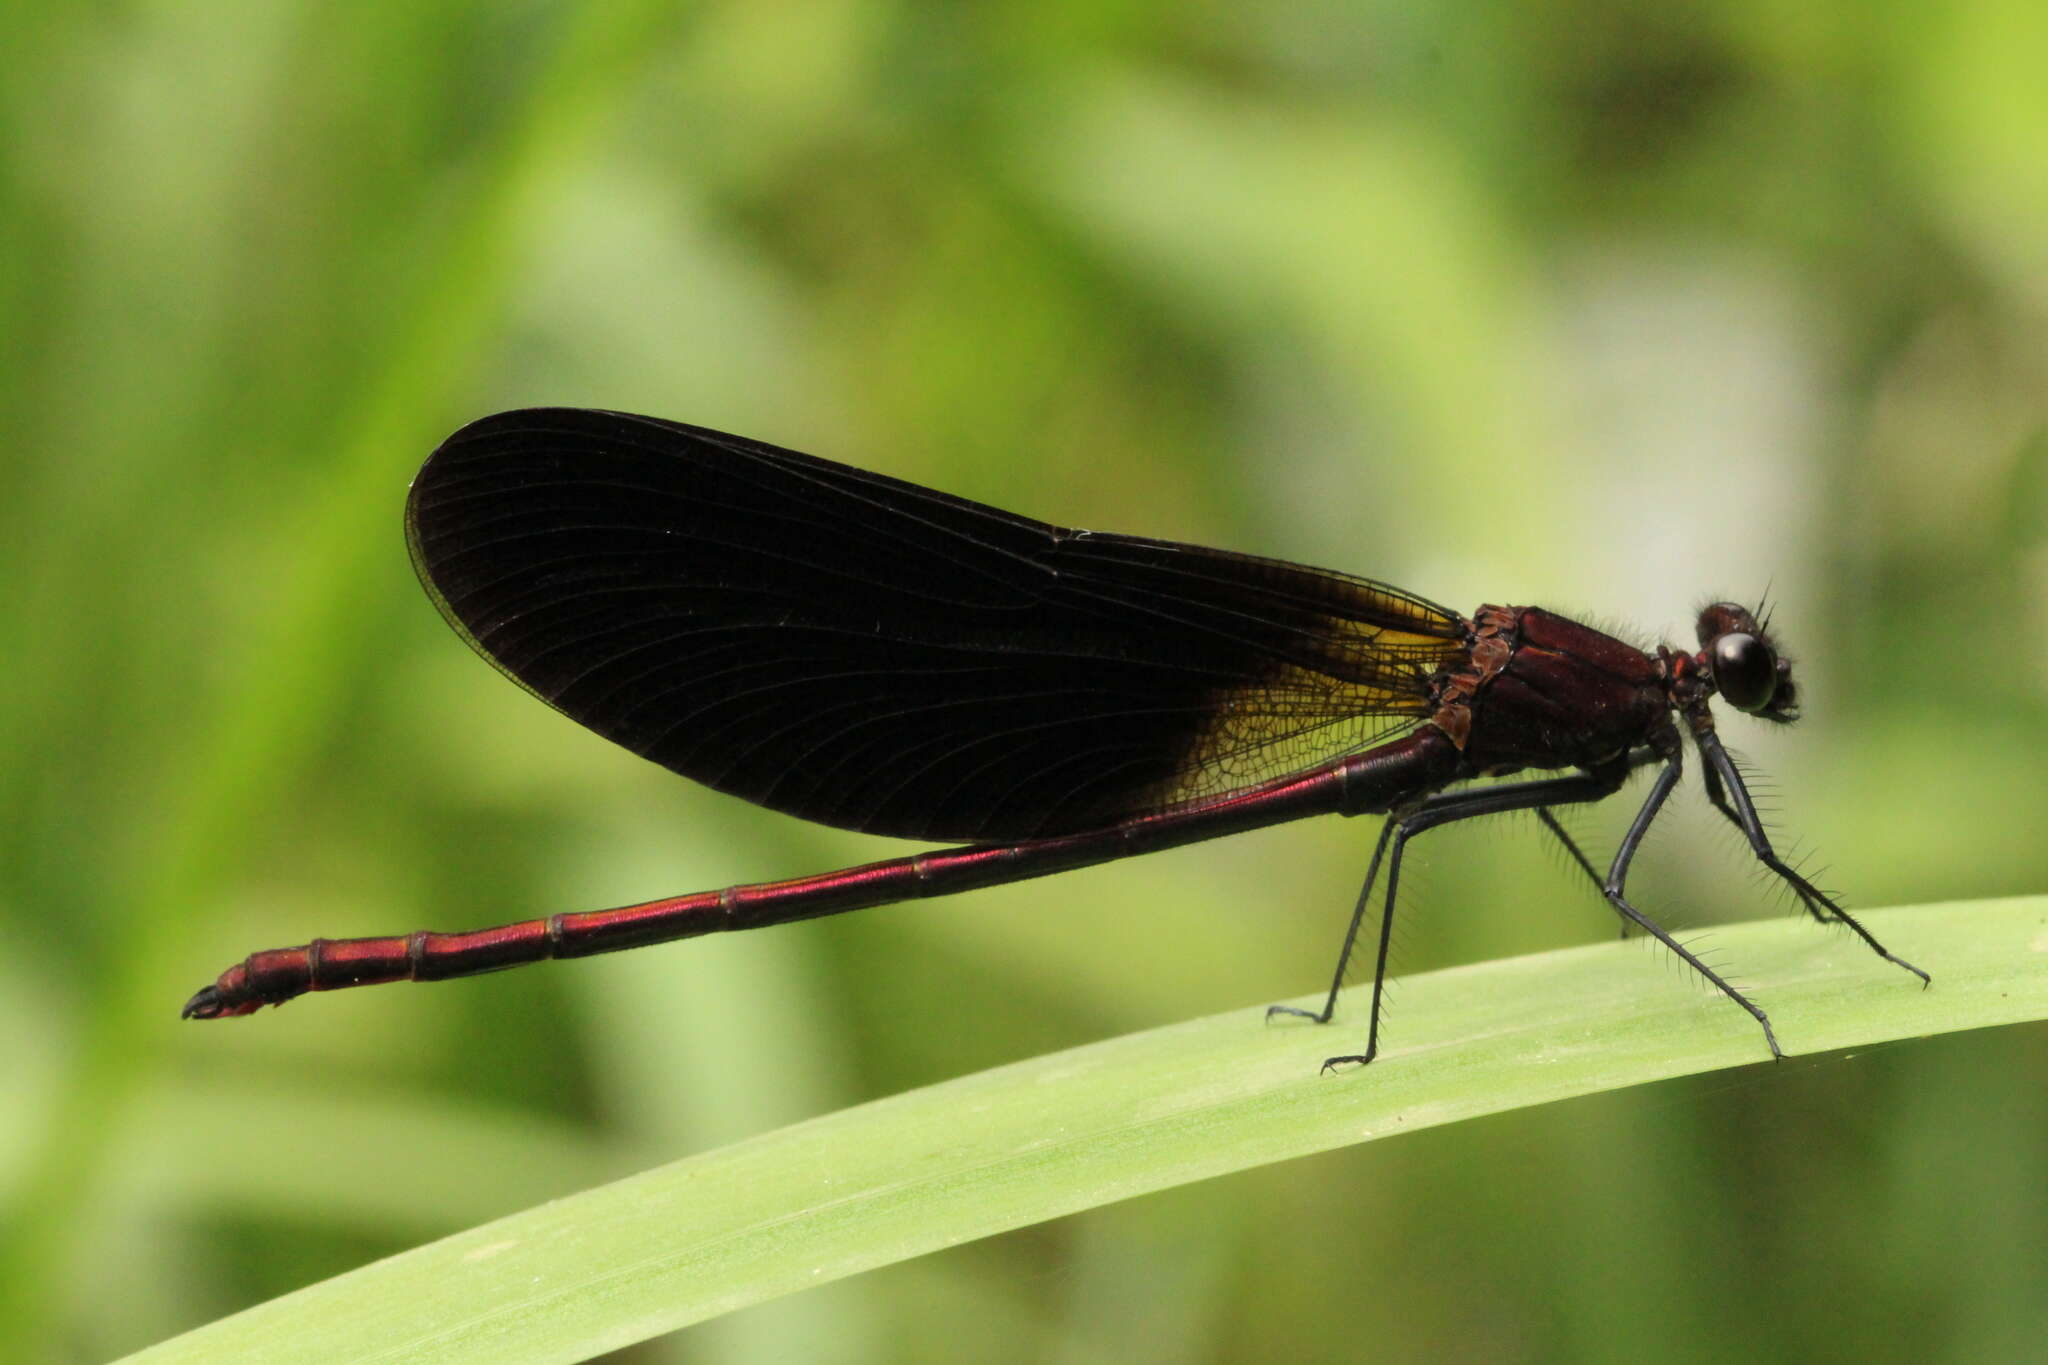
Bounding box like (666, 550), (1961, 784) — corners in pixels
(406, 408), (1467, 842)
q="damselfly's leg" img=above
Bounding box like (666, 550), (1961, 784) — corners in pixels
(1696, 744), (1833, 925)
(1600, 751), (1790, 1058)
(1692, 729), (1929, 986)
(1535, 809), (1627, 937)
(1290, 769), (1631, 1071)
(1267, 818), (1397, 1027)
(1538, 743), (1663, 939)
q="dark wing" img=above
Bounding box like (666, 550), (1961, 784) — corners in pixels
(406, 409), (1468, 842)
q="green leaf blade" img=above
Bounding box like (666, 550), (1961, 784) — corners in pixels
(122, 896), (2048, 1364)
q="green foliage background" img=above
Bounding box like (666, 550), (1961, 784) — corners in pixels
(4, 3), (2045, 1361)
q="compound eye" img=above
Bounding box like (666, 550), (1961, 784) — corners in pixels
(1709, 632), (1778, 712)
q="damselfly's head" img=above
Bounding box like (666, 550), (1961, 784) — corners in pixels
(1695, 601), (1798, 723)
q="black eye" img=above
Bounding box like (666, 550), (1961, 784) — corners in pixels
(1710, 633), (1778, 712)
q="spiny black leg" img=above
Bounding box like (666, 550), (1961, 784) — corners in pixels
(1694, 730), (1929, 987)
(1544, 744), (1666, 939)
(1606, 754), (1783, 1059)
(1267, 818), (1397, 1027)
(1535, 809), (1624, 937)
(1273, 774), (1617, 1034)
(1536, 808), (1605, 891)
(1698, 746), (1833, 926)
(1314, 768), (1630, 1071)
(1319, 816), (1415, 1071)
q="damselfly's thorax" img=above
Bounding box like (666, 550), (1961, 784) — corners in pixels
(1428, 605), (1670, 775)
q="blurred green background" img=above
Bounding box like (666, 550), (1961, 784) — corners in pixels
(5, 2), (2047, 1361)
